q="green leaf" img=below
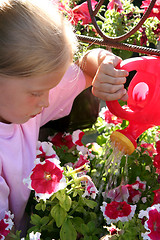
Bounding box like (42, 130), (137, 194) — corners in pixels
(51, 204), (67, 228)
(60, 195), (72, 212)
(60, 219), (77, 240)
(30, 214), (41, 226)
(71, 217), (84, 233)
(83, 199), (97, 209)
(40, 216), (49, 226)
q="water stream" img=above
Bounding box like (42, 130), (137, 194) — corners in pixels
(104, 141), (128, 192)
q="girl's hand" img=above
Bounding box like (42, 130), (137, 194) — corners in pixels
(92, 53), (128, 101)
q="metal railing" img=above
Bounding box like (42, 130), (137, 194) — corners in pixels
(77, 0), (160, 56)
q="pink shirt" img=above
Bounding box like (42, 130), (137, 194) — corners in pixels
(0, 64), (86, 230)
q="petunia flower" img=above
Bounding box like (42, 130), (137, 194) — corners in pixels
(100, 201), (136, 224)
(152, 189), (160, 205)
(36, 141), (59, 163)
(78, 175), (98, 199)
(105, 185), (129, 202)
(126, 177), (146, 204)
(49, 132), (75, 149)
(74, 154), (90, 169)
(153, 154), (160, 169)
(140, 142), (157, 157)
(55, 0), (97, 25)
(23, 158), (67, 200)
(99, 106), (122, 126)
(21, 231), (41, 240)
(72, 130), (85, 146)
(0, 211), (14, 240)
(139, 204), (160, 240)
(107, 0), (123, 13)
(141, 0), (160, 20)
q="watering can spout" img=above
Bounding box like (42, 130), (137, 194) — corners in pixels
(106, 56), (160, 155)
(110, 131), (136, 155)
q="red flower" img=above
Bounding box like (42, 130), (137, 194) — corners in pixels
(0, 220), (10, 239)
(153, 189), (160, 205)
(156, 140), (160, 154)
(147, 208), (160, 239)
(30, 160), (64, 194)
(107, 0), (123, 13)
(153, 154), (160, 169)
(72, 130), (85, 146)
(49, 132), (75, 149)
(55, 0), (97, 25)
(139, 27), (148, 46)
(103, 109), (122, 125)
(101, 201), (136, 224)
(0, 211), (14, 239)
(141, 0), (160, 20)
(72, 0), (97, 25)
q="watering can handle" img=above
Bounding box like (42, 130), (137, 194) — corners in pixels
(106, 56), (160, 120)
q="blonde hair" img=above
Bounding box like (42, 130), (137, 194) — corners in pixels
(0, 0), (77, 76)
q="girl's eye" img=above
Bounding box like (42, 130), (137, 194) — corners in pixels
(31, 92), (43, 97)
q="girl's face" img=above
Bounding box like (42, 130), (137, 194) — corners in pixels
(0, 68), (67, 124)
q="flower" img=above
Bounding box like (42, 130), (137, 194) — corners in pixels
(56, 0), (97, 25)
(49, 132), (75, 149)
(153, 154), (160, 169)
(100, 201), (136, 224)
(71, 0), (97, 25)
(141, 0), (160, 20)
(139, 204), (160, 240)
(74, 154), (90, 169)
(72, 129), (85, 146)
(0, 211), (14, 240)
(36, 141), (59, 162)
(21, 231), (41, 240)
(99, 107), (122, 126)
(140, 142), (157, 157)
(107, 0), (123, 13)
(105, 185), (129, 202)
(79, 175), (99, 199)
(24, 158), (66, 200)
(152, 189), (160, 205)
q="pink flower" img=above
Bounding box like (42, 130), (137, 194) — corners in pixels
(36, 141), (59, 162)
(141, 0), (160, 20)
(100, 107), (122, 125)
(139, 204), (160, 240)
(72, 130), (85, 146)
(74, 154), (90, 169)
(107, 0), (123, 13)
(56, 0), (97, 25)
(126, 177), (146, 204)
(106, 185), (129, 202)
(140, 142), (157, 157)
(49, 132), (75, 149)
(79, 175), (98, 199)
(72, 0), (97, 25)
(101, 201), (136, 224)
(24, 159), (66, 200)
(0, 211), (14, 240)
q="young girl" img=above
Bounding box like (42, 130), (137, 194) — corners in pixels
(0, 0), (128, 234)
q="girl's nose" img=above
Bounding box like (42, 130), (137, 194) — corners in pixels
(38, 92), (49, 108)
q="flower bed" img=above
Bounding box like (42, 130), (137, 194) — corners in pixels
(3, 0), (160, 239)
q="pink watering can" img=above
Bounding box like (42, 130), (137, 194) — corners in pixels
(106, 56), (160, 155)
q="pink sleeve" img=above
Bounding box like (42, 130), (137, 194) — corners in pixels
(0, 159), (9, 219)
(39, 64), (86, 127)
